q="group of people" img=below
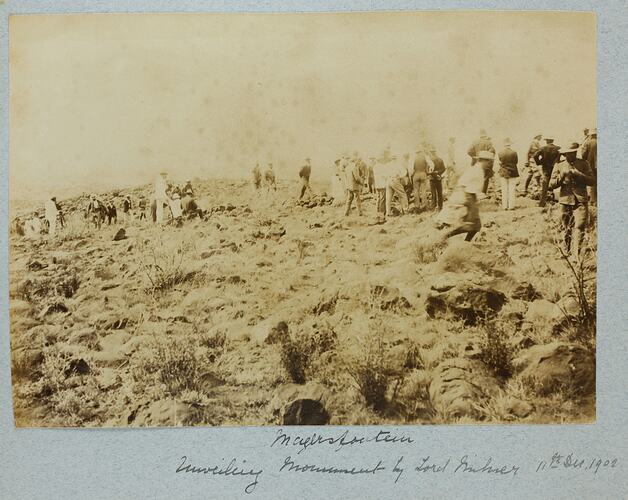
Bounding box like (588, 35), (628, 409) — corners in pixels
(252, 162), (277, 192)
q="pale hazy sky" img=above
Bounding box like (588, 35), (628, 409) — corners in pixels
(9, 11), (596, 196)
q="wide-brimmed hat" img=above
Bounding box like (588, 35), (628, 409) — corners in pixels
(172, 193), (180, 199)
(503, 137), (512, 146)
(534, 133), (542, 139)
(544, 134), (555, 141)
(477, 151), (494, 160)
(479, 129), (488, 139)
(590, 128), (597, 135)
(560, 142), (580, 154)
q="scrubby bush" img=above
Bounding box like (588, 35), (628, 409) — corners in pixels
(138, 239), (197, 294)
(477, 321), (517, 378)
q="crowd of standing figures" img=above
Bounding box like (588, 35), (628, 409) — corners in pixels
(13, 127), (597, 261)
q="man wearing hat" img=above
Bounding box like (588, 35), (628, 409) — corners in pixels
(581, 128), (597, 204)
(533, 135), (561, 207)
(522, 133), (543, 197)
(298, 157), (313, 200)
(549, 143), (596, 258)
(344, 158), (364, 217)
(264, 163), (277, 191)
(498, 138), (519, 210)
(386, 152), (409, 216)
(467, 129), (495, 166)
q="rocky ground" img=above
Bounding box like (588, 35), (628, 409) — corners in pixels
(9, 178), (596, 427)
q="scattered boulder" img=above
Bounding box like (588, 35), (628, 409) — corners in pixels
(10, 299), (32, 316)
(524, 299), (563, 323)
(12, 347), (45, 378)
(41, 302), (69, 317)
(312, 290), (339, 315)
(511, 282), (543, 302)
(429, 358), (501, 419)
(370, 285), (411, 311)
(251, 319), (289, 346)
(503, 397), (534, 419)
(27, 260), (46, 271)
(513, 342), (595, 396)
(127, 400), (201, 427)
(425, 281), (506, 325)
(283, 399), (330, 425)
(113, 228), (127, 241)
(64, 358), (90, 377)
(269, 381), (330, 420)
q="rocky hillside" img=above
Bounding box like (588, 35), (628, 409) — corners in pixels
(9, 179), (596, 427)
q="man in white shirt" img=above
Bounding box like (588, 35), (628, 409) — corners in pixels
(44, 196), (58, 238)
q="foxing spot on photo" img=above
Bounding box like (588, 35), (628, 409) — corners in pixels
(8, 11), (596, 427)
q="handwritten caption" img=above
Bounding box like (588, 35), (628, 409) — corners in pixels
(174, 429), (620, 494)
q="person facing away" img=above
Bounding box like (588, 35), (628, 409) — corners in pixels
(522, 133), (543, 196)
(533, 135), (561, 207)
(580, 128), (597, 204)
(183, 180), (194, 197)
(122, 195), (132, 221)
(44, 196), (59, 238)
(426, 146), (446, 211)
(467, 129), (495, 166)
(412, 147), (429, 210)
(344, 158), (364, 216)
(373, 155), (388, 222)
(298, 158), (312, 199)
(385, 154), (409, 216)
(498, 138), (519, 210)
(549, 143), (595, 259)
(264, 163), (277, 191)
(107, 201), (117, 225)
(252, 163), (262, 189)
(138, 195), (147, 220)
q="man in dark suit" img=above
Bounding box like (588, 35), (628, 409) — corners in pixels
(533, 135), (561, 207)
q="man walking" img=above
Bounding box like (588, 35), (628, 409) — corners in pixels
(549, 143), (596, 259)
(467, 129), (495, 166)
(298, 158), (312, 200)
(533, 134), (561, 207)
(522, 133), (542, 196)
(44, 196), (58, 238)
(498, 138), (519, 210)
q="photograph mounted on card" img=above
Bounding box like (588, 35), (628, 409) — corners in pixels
(8, 11), (596, 428)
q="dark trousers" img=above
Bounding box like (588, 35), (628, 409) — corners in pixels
(539, 166), (554, 207)
(561, 202), (588, 257)
(299, 177), (311, 199)
(344, 189), (363, 216)
(429, 178), (443, 210)
(445, 226), (478, 242)
(376, 188), (386, 216)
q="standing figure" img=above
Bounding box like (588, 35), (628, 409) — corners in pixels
(252, 163), (262, 190)
(298, 158), (313, 200)
(581, 128), (597, 204)
(344, 159), (364, 216)
(549, 143), (596, 258)
(264, 163), (277, 191)
(533, 135), (561, 207)
(138, 195), (147, 221)
(373, 156), (388, 222)
(467, 129), (495, 195)
(107, 200), (117, 225)
(44, 196), (59, 238)
(522, 134), (543, 196)
(498, 138), (519, 210)
(122, 195), (132, 222)
(412, 147), (428, 211)
(154, 172), (168, 224)
(427, 146), (446, 211)
(367, 158), (376, 193)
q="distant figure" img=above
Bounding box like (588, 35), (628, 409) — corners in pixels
(386, 154), (409, 216)
(330, 159), (345, 205)
(138, 195), (147, 220)
(367, 158), (376, 193)
(344, 159), (364, 216)
(183, 180), (194, 197)
(442, 152), (487, 242)
(412, 147), (428, 211)
(264, 163), (277, 191)
(44, 197), (58, 237)
(170, 192), (183, 220)
(426, 146), (446, 211)
(182, 191), (203, 218)
(533, 134), (561, 207)
(581, 128), (597, 204)
(298, 158), (313, 200)
(252, 163), (262, 190)
(54, 199), (65, 229)
(522, 133), (543, 197)
(467, 129), (495, 166)
(549, 143), (596, 258)
(107, 201), (117, 225)
(498, 138), (519, 210)
(373, 156), (388, 222)
(122, 195), (132, 222)
(444, 137), (457, 193)
(154, 172), (168, 224)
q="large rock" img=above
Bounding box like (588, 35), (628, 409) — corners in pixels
(370, 285), (411, 311)
(511, 282), (543, 302)
(269, 382), (330, 419)
(513, 342), (595, 396)
(92, 331), (130, 367)
(251, 319), (289, 346)
(127, 400), (201, 427)
(524, 299), (563, 323)
(429, 358), (501, 419)
(425, 281), (506, 325)
(283, 399), (330, 425)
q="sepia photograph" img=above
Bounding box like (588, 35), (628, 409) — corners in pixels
(8, 11), (597, 428)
